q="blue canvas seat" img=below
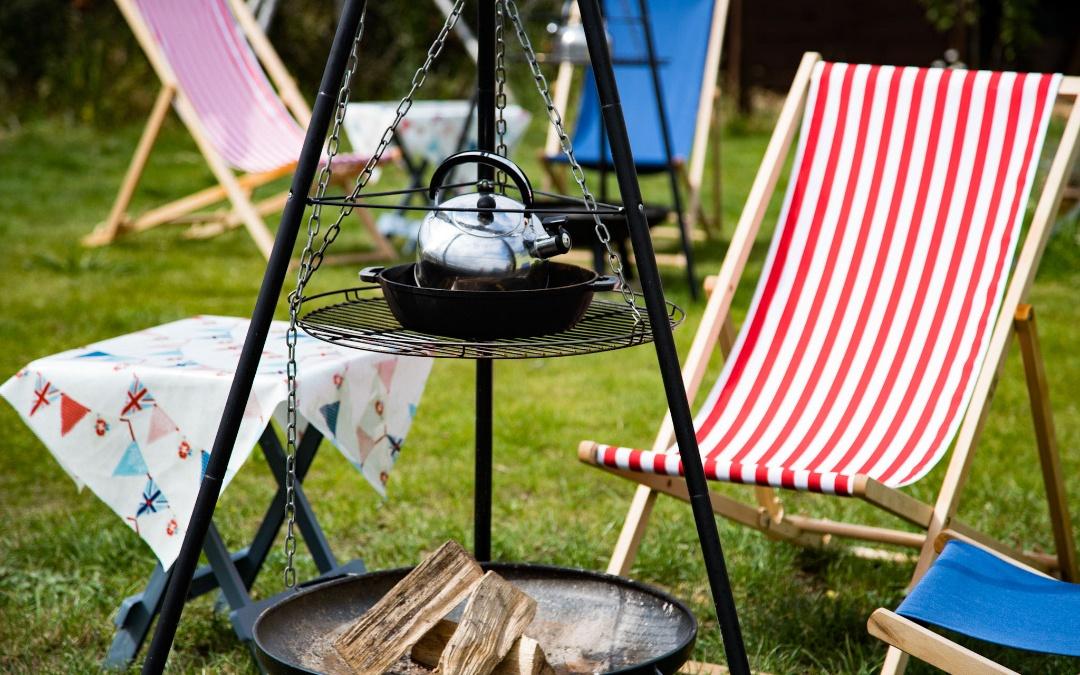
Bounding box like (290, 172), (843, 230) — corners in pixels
(898, 540), (1080, 657)
(869, 537), (1080, 673)
(548, 0), (715, 172)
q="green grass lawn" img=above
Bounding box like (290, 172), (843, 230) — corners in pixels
(1, 112), (1079, 674)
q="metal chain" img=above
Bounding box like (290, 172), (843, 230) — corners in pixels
(504, 0), (640, 319)
(283, 0), (368, 590)
(284, 3), (636, 587)
(494, 0), (508, 191)
(283, 0), (465, 590)
(302, 0), (466, 280)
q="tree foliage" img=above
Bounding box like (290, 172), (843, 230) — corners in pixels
(919, 0), (1042, 63)
(0, 0), (486, 126)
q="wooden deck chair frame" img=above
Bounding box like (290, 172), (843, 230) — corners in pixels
(541, 0), (729, 268)
(84, 0), (395, 262)
(868, 530), (1062, 674)
(579, 51), (1080, 631)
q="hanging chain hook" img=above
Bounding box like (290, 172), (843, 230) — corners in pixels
(302, 0), (466, 280)
(494, 0), (509, 192)
(283, 0), (370, 591)
(504, 0), (640, 320)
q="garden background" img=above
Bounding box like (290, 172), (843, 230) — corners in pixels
(1, 0), (1079, 672)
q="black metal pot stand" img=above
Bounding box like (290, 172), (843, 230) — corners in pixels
(140, 2), (749, 673)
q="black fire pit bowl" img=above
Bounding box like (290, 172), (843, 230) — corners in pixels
(253, 563), (697, 675)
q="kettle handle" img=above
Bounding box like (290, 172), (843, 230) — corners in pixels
(428, 151), (534, 207)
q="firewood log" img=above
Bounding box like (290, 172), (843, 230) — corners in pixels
(437, 571), (538, 675)
(332, 541), (483, 674)
(413, 619), (555, 675)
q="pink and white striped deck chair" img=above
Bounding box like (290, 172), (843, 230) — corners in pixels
(580, 53), (1080, 590)
(84, 0), (396, 261)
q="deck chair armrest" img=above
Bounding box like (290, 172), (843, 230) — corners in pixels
(578, 441), (600, 464)
(867, 609), (1018, 674)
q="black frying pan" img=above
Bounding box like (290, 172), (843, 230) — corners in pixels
(253, 563), (697, 675)
(360, 262), (617, 340)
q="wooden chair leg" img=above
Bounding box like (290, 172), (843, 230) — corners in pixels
(709, 89), (723, 238)
(878, 646), (909, 675)
(606, 484), (660, 576)
(83, 84), (175, 247)
(1014, 304), (1078, 581)
(182, 192), (291, 240)
(910, 387), (1001, 585)
(681, 163), (714, 242)
(753, 486), (783, 523)
(539, 156), (569, 195)
(212, 168), (276, 258)
(119, 166), (291, 236)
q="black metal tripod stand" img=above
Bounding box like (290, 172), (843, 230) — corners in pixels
(140, 2), (749, 673)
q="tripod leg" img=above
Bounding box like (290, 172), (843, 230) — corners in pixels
(139, 2), (370, 672)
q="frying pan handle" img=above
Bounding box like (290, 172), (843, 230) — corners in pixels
(428, 150), (534, 207)
(359, 266), (384, 284)
(591, 275), (619, 292)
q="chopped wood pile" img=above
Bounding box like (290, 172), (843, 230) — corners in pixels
(332, 541), (555, 675)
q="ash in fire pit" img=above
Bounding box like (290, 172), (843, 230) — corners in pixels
(253, 543), (696, 675)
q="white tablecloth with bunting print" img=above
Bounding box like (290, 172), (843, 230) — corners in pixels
(1, 316), (431, 568)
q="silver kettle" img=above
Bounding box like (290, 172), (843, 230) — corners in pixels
(415, 151), (571, 290)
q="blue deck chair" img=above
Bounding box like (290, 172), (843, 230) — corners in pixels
(542, 0), (727, 286)
(869, 534), (1080, 673)
(562, 0), (716, 171)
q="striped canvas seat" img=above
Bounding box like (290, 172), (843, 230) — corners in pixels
(593, 62), (1061, 495)
(137, 0), (370, 173)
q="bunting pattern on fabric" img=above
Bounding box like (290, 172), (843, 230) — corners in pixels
(114, 442), (150, 476)
(60, 394), (90, 436)
(30, 375), (59, 416)
(121, 376), (155, 416)
(320, 401), (341, 437)
(1, 316), (432, 567)
(147, 407), (177, 443)
(137, 478), (168, 516)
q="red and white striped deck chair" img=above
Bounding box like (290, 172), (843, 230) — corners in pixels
(579, 53), (1080, 591)
(84, 0), (396, 261)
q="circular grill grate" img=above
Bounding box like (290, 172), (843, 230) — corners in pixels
(297, 286), (683, 360)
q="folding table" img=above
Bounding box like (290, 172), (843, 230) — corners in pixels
(0, 316), (431, 668)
